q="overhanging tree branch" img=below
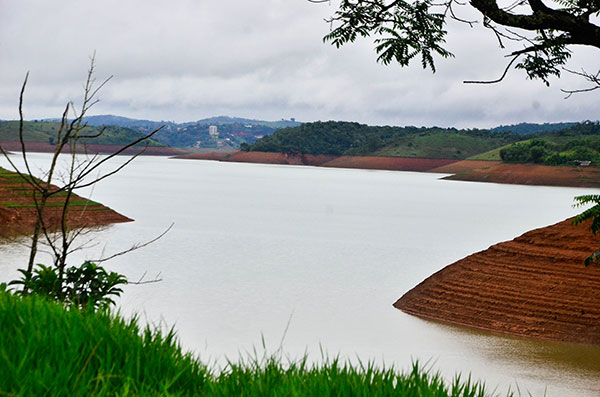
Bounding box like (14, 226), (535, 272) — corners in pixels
(313, 0), (600, 89)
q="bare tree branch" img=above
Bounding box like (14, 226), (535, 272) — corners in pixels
(7, 56), (170, 300)
(561, 67), (600, 98)
(464, 53), (520, 84)
(128, 270), (163, 285)
(92, 223), (175, 263)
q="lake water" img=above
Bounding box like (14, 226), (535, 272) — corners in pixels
(1, 153), (599, 396)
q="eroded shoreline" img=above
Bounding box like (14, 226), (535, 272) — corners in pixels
(5, 150), (600, 345)
(395, 218), (600, 345)
(0, 167), (131, 237)
(175, 151), (600, 188)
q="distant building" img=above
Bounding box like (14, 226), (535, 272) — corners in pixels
(208, 125), (218, 139)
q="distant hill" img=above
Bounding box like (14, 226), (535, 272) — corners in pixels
(0, 120), (165, 147)
(26, 116), (594, 156)
(243, 121), (522, 160)
(189, 116), (300, 130)
(490, 122), (578, 135)
(49, 114), (302, 150)
(77, 115), (166, 130)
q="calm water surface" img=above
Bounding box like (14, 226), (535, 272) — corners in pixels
(1, 153), (599, 396)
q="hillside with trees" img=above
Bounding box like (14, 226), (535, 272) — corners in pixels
(0, 121), (165, 147)
(490, 122), (578, 135)
(242, 120), (600, 163)
(498, 122), (600, 166)
(241, 121), (521, 159)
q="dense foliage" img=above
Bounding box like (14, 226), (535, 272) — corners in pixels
(242, 121), (520, 159)
(573, 194), (600, 266)
(500, 123), (600, 165)
(321, 0), (600, 90)
(10, 262), (127, 310)
(0, 291), (505, 396)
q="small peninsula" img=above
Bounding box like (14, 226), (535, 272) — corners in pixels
(396, 218), (600, 345)
(0, 167), (131, 237)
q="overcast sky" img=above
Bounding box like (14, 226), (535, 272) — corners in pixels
(1, 0), (599, 128)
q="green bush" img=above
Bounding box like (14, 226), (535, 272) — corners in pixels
(10, 262), (127, 310)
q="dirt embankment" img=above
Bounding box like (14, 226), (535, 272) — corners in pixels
(0, 168), (131, 237)
(175, 151), (460, 172)
(174, 151), (338, 166)
(395, 218), (600, 345)
(322, 156), (457, 172)
(429, 160), (502, 175)
(178, 153), (600, 187)
(0, 142), (188, 156)
(431, 160), (600, 188)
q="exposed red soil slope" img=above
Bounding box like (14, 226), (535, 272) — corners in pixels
(321, 156), (458, 172)
(431, 160), (600, 188)
(0, 141), (187, 156)
(395, 218), (600, 345)
(0, 169), (131, 237)
(176, 151), (459, 172)
(174, 151), (337, 166)
(429, 160), (502, 174)
(179, 154), (600, 188)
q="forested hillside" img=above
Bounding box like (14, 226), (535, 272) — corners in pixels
(499, 121), (600, 166)
(242, 121), (521, 159)
(490, 122), (577, 135)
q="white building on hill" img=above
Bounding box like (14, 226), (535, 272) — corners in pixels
(208, 125), (218, 138)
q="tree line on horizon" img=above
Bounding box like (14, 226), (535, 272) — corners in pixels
(240, 121), (600, 161)
(4, 117), (599, 162)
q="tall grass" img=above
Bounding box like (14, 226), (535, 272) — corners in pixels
(0, 291), (207, 395)
(0, 292), (509, 396)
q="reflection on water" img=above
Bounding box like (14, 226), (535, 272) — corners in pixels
(1, 153), (600, 396)
(417, 316), (600, 394)
(427, 317), (600, 371)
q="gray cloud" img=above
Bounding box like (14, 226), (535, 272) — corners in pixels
(1, 0), (599, 127)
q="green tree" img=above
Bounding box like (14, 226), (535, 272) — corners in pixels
(311, 0), (600, 93)
(573, 195), (600, 266)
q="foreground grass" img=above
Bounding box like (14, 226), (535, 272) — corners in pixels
(0, 292), (506, 396)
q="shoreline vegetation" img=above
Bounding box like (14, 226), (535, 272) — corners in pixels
(0, 291), (505, 396)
